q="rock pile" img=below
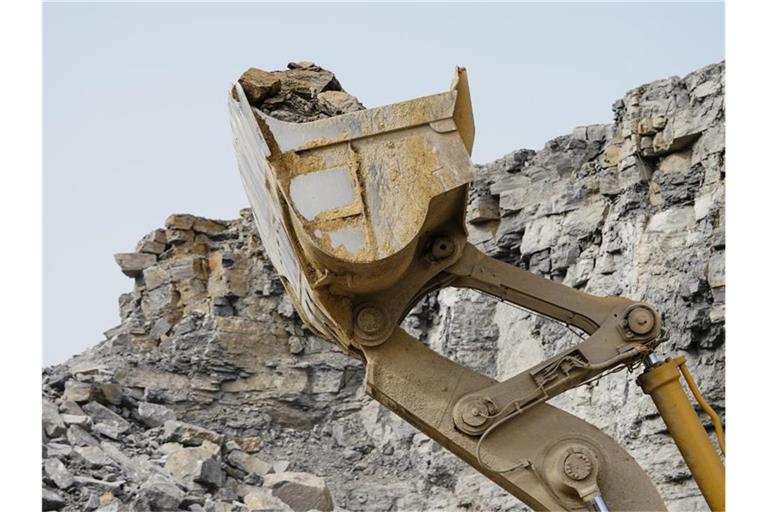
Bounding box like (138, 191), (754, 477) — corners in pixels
(236, 61), (364, 122)
(42, 364), (334, 512)
(43, 61), (724, 511)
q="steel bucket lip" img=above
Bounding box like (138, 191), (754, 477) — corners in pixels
(230, 65), (474, 155)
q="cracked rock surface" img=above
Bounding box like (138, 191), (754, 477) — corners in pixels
(43, 61), (724, 511)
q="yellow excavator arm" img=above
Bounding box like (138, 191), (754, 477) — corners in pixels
(228, 67), (725, 511)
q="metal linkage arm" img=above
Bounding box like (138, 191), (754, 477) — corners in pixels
(361, 327), (666, 511)
(342, 235), (668, 510)
(447, 244), (642, 334)
(443, 244), (662, 438)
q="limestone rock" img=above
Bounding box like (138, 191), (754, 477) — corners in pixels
(520, 216), (561, 255)
(74, 445), (112, 467)
(114, 253), (156, 278)
(708, 250), (725, 288)
(238, 62), (355, 123)
(165, 441), (223, 489)
(272, 65), (341, 98)
(149, 317), (172, 340)
(136, 401), (177, 428)
(134, 474), (185, 511)
(62, 382), (121, 405)
(46, 442), (73, 459)
(62, 381), (96, 403)
(66, 425), (99, 447)
(43, 400), (66, 437)
(42, 488), (66, 510)
(193, 218), (228, 235)
(226, 450), (273, 476)
(243, 488), (291, 511)
(81, 401), (131, 439)
(96, 383), (123, 405)
(43, 458), (74, 489)
(60, 413), (92, 429)
(237, 68), (281, 106)
(165, 214), (196, 230)
(234, 436), (262, 453)
(317, 90), (364, 115)
(263, 472), (334, 512)
(72, 475), (124, 491)
(164, 420), (224, 446)
(136, 229), (167, 255)
(59, 400), (85, 416)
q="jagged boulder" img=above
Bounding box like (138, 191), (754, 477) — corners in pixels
(263, 472), (334, 512)
(165, 441), (224, 489)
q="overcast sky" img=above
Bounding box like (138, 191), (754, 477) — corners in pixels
(43, 2), (724, 365)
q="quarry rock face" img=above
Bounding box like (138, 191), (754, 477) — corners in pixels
(42, 61), (724, 511)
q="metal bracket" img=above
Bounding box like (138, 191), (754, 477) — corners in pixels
(355, 239), (666, 510)
(362, 326), (665, 511)
(442, 245), (661, 437)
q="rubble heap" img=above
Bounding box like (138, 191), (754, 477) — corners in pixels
(43, 61), (724, 511)
(42, 371), (333, 512)
(236, 61), (364, 122)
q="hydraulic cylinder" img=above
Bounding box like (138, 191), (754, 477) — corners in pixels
(638, 357), (725, 511)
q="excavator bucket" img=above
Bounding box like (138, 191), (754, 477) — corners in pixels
(227, 68), (709, 511)
(228, 68), (476, 352)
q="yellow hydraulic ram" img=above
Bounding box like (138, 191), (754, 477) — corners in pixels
(638, 355), (726, 511)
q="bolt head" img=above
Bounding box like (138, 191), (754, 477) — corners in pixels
(627, 307), (655, 335)
(431, 237), (455, 260)
(460, 398), (492, 428)
(356, 306), (385, 335)
(563, 452), (593, 481)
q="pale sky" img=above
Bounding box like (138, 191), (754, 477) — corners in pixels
(43, 2), (724, 365)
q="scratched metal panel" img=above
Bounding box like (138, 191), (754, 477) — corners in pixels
(228, 84), (335, 338)
(254, 91), (458, 153)
(228, 69), (476, 345)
